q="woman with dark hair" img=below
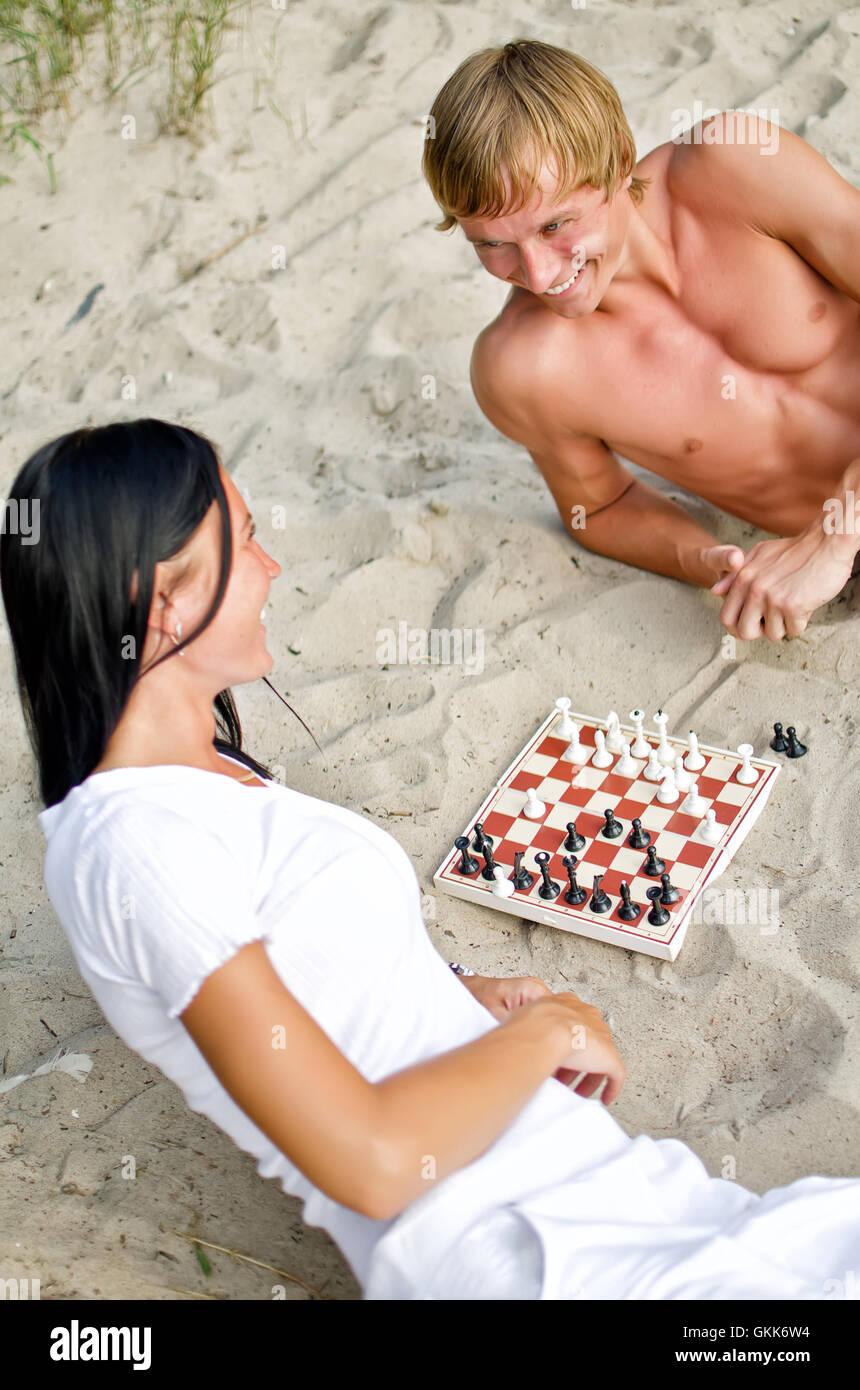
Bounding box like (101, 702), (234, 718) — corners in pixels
(2, 417), (859, 1301)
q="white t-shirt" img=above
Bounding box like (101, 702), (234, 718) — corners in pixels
(37, 751), (514, 1291)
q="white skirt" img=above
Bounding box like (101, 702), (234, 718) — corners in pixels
(420, 1206), (545, 1300)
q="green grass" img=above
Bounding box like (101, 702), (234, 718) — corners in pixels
(0, 0), (245, 186)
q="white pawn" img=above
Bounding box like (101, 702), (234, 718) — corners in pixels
(699, 808), (722, 844)
(491, 865), (515, 898)
(555, 696), (575, 740)
(653, 709), (675, 765)
(523, 787), (546, 819)
(604, 711), (625, 754)
(643, 747), (663, 782)
(591, 729), (613, 769)
(673, 754), (692, 793)
(684, 731), (706, 772)
(681, 779), (707, 817)
(629, 708), (650, 759)
(562, 722), (590, 764)
(736, 743), (759, 785)
(656, 766), (680, 804)
(615, 740), (637, 777)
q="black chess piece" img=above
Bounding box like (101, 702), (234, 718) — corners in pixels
(643, 844), (666, 877)
(627, 817), (650, 849)
(454, 836), (479, 875)
(511, 851), (534, 891)
(601, 808), (623, 839)
(480, 843), (498, 882)
(535, 852), (561, 900)
(770, 722), (789, 753)
(471, 821), (493, 854)
(562, 855), (587, 906)
(646, 884), (670, 926)
(617, 880), (641, 921)
(785, 726), (807, 758)
(589, 873), (612, 914)
(563, 821), (585, 852)
(659, 872), (680, 905)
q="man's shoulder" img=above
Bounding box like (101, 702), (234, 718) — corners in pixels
(664, 111), (788, 211)
(470, 292), (585, 417)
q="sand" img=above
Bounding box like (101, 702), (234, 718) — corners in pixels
(1, 0), (858, 1300)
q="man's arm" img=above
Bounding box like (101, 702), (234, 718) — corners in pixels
(470, 330), (744, 589)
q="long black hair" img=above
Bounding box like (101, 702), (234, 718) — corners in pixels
(0, 418), (279, 807)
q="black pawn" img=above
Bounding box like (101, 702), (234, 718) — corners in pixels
(643, 844), (666, 877)
(512, 851), (534, 891)
(589, 873), (612, 914)
(628, 817), (650, 849)
(480, 843), (498, 882)
(454, 836), (479, 875)
(563, 821), (585, 852)
(535, 851), (560, 900)
(659, 872), (680, 905)
(471, 821), (493, 854)
(617, 880), (641, 921)
(562, 854), (587, 906)
(770, 722), (788, 753)
(785, 726), (807, 758)
(601, 808), (623, 839)
(646, 884), (670, 926)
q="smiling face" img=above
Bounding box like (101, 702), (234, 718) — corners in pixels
(458, 157), (634, 318)
(145, 467), (281, 690)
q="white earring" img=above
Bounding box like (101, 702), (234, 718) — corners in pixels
(170, 622), (185, 656)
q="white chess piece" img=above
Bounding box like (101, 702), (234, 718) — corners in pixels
(555, 696), (575, 740)
(684, 731), (706, 771)
(736, 743), (759, 785)
(615, 740), (637, 777)
(699, 808), (721, 844)
(604, 711), (625, 754)
(673, 754), (692, 793)
(561, 722), (590, 764)
(653, 709), (675, 765)
(491, 865), (515, 898)
(681, 779), (707, 817)
(643, 747), (663, 782)
(591, 729), (613, 768)
(656, 766), (680, 803)
(523, 787), (546, 819)
(629, 708), (649, 759)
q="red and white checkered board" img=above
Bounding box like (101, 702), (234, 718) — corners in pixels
(434, 707), (780, 960)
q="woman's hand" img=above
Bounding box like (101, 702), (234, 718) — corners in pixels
(459, 975), (606, 1090)
(459, 973), (552, 1020)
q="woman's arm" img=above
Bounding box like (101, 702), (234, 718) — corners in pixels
(180, 941), (392, 1218)
(180, 941), (621, 1223)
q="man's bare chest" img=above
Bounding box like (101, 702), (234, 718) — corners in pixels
(577, 224), (860, 475)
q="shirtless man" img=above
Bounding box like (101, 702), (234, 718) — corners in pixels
(422, 41), (860, 641)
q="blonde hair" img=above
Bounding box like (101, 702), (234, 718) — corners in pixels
(422, 40), (650, 230)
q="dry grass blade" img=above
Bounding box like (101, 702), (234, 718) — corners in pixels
(172, 1229), (331, 1300)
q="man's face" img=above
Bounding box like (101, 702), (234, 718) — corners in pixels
(458, 157), (633, 318)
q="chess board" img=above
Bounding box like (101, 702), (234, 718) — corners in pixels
(434, 706), (781, 960)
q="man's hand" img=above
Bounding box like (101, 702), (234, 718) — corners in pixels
(458, 974), (593, 1087)
(707, 529), (856, 641)
(700, 543), (747, 591)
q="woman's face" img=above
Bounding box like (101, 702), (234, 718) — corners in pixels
(150, 467), (281, 689)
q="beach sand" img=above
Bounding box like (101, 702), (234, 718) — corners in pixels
(1, 0), (858, 1300)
